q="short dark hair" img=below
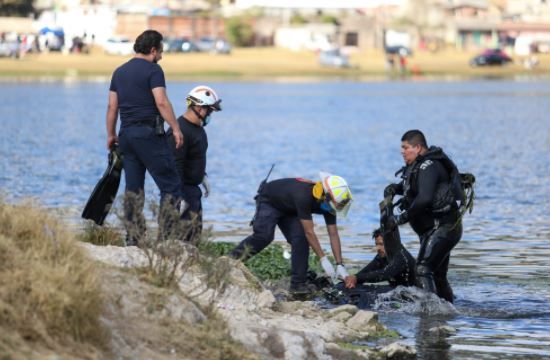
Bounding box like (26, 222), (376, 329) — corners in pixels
(372, 228), (382, 239)
(401, 129), (428, 149)
(133, 30), (163, 55)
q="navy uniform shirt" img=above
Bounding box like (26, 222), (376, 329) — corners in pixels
(262, 178), (336, 225)
(109, 58), (166, 125)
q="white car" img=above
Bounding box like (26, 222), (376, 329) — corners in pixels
(103, 37), (134, 56)
(319, 49), (349, 68)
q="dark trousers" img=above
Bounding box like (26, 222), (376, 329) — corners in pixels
(118, 125), (182, 245)
(229, 200), (310, 286)
(180, 184), (203, 243)
(416, 220), (462, 302)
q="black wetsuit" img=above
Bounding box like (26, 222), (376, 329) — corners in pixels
(167, 116), (208, 242)
(355, 250), (416, 287)
(391, 147), (463, 302)
(229, 178), (335, 288)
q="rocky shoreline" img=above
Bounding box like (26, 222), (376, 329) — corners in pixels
(83, 243), (417, 359)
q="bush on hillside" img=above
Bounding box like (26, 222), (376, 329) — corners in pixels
(0, 200), (109, 355)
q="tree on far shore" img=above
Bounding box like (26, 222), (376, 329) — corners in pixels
(0, 0), (34, 17)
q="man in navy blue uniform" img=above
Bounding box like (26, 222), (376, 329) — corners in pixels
(106, 29), (184, 246)
(230, 173), (353, 295)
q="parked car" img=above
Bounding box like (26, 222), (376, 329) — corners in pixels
(165, 38), (199, 53)
(0, 42), (18, 58)
(319, 49), (349, 68)
(469, 49), (512, 67)
(385, 45), (413, 57)
(104, 37), (134, 56)
(196, 37), (232, 54)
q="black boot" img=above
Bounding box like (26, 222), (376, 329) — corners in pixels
(416, 265), (438, 295)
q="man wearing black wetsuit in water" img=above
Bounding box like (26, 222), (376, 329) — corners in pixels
(383, 130), (464, 302)
(344, 228), (416, 289)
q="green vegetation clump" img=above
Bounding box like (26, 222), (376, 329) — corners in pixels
(200, 241), (323, 281)
(0, 200), (109, 356)
(290, 12), (308, 25)
(226, 16), (255, 46)
(79, 221), (125, 246)
(320, 15), (339, 25)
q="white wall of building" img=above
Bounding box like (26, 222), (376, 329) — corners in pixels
(230, 0), (404, 10)
(274, 24), (337, 51)
(36, 6), (117, 46)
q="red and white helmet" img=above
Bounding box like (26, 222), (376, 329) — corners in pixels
(186, 85), (222, 111)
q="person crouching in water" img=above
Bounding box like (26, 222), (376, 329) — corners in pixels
(344, 228), (415, 290)
(230, 173), (353, 296)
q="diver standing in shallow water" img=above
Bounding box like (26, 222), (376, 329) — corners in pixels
(384, 130), (464, 303)
(106, 30), (184, 246)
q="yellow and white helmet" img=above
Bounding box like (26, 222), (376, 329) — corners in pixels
(319, 172), (353, 217)
(186, 85), (222, 111)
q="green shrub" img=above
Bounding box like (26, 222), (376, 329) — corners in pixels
(79, 221), (124, 246)
(290, 13), (308, 25)
(226, 17), (254, 47)
(201, 241), (324, 281)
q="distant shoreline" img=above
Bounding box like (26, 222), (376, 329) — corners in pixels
(1, 47), (549, 81)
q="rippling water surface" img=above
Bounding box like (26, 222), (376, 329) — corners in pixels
(1, 79), (549, 359)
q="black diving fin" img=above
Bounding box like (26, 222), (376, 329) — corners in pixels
(82, 146), (123, 225)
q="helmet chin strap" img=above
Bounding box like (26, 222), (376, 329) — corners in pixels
(191, 106), (208, 126)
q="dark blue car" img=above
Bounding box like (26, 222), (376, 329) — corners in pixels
(470, 49), (512, 67)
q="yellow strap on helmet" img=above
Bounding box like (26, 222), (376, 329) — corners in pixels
(312, 182), (324, 200)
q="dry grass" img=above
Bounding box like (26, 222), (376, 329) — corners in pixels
(0, 200), (109, 358)
(1, 46), (549, 79)
(0, 200), (257, 359)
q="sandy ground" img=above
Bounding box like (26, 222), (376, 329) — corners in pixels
(1, 46), (549, 80)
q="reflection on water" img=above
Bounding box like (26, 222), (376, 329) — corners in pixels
(1, 80), (549, 359)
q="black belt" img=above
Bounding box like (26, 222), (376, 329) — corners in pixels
(125, 119), (155, 127)
(134, 119), (155, 126)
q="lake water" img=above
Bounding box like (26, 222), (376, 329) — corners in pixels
(0, 78), (549, 359)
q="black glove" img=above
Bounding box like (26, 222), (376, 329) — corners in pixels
(386, 215), (398, 230)
(386, 212), (408, 230)
(384, 184), (399, 198)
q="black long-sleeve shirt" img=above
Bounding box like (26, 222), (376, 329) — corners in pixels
(167, 116), (208, 186)
(355, 249), (416, 287)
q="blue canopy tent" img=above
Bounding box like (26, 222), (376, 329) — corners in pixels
(39, 27), (65, 37)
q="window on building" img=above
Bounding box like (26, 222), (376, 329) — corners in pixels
(345, 32), (358, 46)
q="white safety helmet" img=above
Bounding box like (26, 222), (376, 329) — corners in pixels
(319, 172), (353, 217)
(186, 85), (222, 112)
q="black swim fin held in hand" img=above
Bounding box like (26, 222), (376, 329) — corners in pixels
(82, 146), (123, 225)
